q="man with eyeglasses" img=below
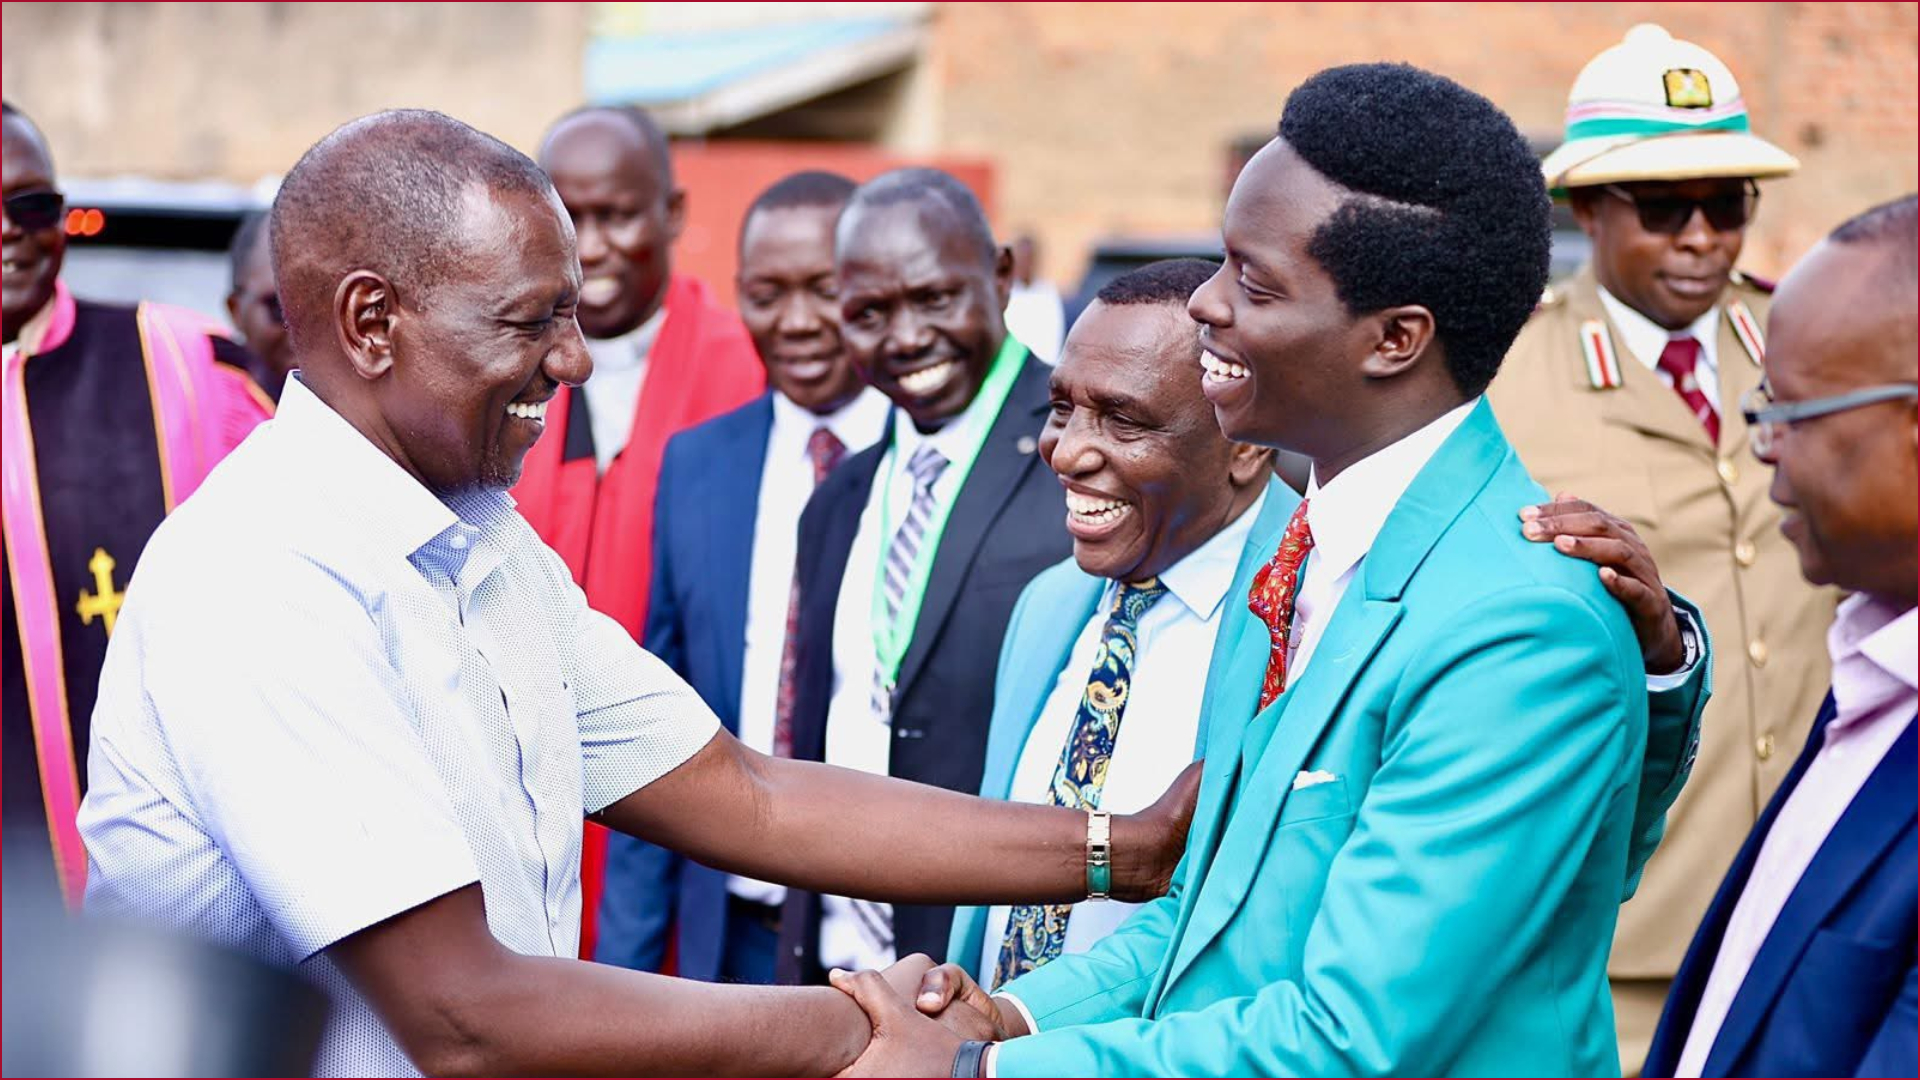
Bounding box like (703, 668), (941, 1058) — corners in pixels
(1486, 25), (1839, 1070)
(1643, 192), (1917, 1078)
(2, 100), (271, 912)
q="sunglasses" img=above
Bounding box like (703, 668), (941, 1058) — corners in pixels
(3, 189), (66, 232)
(1601, 180), (1759, 235)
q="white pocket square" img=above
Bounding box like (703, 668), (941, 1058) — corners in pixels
(1292, 769), (1339, 791)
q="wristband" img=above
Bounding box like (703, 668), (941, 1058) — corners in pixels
(1086, 809), (1112, 900)
(952, 1039), (991, 1078)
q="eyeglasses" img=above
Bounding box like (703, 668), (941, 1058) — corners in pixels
(3, 189), (65, 232)
(1741, 380), (1919, 459)
(1601, 180), (1759, 235)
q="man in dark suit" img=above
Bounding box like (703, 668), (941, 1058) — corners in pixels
(779, 169), (1074, 982)
(594, 171), (891, 983)
(1645, 193), (1917, 1078)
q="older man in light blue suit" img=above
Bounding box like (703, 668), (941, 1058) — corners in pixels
(829, 64), (1712, 1078)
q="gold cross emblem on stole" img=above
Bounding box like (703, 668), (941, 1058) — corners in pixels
(75, 547), (125, 637)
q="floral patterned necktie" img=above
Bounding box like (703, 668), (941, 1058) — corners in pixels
(1250, 499), (1313, 711)
(992, 577), (1168, 988)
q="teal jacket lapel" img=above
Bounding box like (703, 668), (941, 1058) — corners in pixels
(977, 564), (1105, 801)
(1153, 400), (1513, 1003)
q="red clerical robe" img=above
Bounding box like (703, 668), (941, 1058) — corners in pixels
(3, 281), (272, 906)
(512, 273), (765, 957)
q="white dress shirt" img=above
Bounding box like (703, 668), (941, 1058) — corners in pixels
(728, 387), (890, 906)
(818, 388), (1002, 972)
(581, 308), (665, 473)
(1597, 285), (1722, 414)
(978, 491), (1267, 977)
(1675, 595), (1918, 1076)
(80, 378), (720, 1076)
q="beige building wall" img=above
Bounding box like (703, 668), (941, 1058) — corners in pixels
(4, 2), (1913, 287)
(932, 2), (1920, 285)
(1, 2), (590, 176)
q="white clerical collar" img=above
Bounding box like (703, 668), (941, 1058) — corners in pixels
(1304, 398), (1478, 586)
(1110, 487), (1269, 623)
(585, 306), (666, 373)
(1597, 284), (1720, 375)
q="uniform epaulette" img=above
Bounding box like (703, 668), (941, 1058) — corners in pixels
(1729, 268), (1776, 294)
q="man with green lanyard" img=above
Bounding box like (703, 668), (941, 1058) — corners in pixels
(779, 168), (1081, 983)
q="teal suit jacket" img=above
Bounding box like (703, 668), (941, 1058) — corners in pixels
(948, 481), (1301, 974)
(994, 401), (1706, 1077)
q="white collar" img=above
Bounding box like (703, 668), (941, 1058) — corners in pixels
(1303, 399), (1479, 584)
(1596, 284), (1721, 373)
(1111, 487), (1269, 622)
(1830, 593), (1919, 693)
(274, 376), (520, 561)
(584, 306), (666, 372)
(770, 386), (892, 457)
(890, 374), (1002, 477)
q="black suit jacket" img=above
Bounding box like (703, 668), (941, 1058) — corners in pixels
(778, 353), (1070, 982)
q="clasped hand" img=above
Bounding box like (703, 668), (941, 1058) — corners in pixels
(828, 956), (1017, 1077)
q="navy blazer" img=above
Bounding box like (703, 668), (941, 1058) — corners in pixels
(777, 352), (1072, 982)
(593, 395), (774, 980)
(1645, 694), (1918, 1078)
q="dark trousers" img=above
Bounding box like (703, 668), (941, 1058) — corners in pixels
(720, 895), (780, 984)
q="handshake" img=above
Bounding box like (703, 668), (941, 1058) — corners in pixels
(827, 954), (1027, 1078)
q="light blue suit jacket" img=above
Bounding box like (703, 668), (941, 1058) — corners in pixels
(993, 400), (1703, 1077)
(947, 481), (1299, 974)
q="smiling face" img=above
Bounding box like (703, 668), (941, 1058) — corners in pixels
(541, 112), (684, 340)
(737, 202), (866, 415)
(2, 113), (65, 343)
(380, 185), (592, 494)
(1187, 138), (1377, 457)
(1039, 299), (1268, 583)
(836, 200), (1012, 431)
(1759, 238), (1918, 603)
(1573, 178), (1749, 331)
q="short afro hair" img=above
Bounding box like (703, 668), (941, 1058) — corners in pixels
(1279, 63), (1551, 397)
(838, 167), (998, 268)
(1096, 258), (1221, 308)
(739, 170), (856, 251)
(270, 109), (555, 350)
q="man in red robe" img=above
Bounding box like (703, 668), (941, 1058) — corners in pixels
(512, 105), (765, 954)
(2, 101), (271, 907)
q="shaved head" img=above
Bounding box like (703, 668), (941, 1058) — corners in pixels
(270, 109), (555, 354)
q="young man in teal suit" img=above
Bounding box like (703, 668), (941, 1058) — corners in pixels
(947, 260), (1713, 993)
(832, 63), (1707, 1077)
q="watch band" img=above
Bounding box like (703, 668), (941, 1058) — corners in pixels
(952, 1040), (991, 1079)
(1086, 809), (1112, 900)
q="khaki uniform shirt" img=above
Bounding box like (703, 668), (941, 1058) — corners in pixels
(1488, 265), (1838, 979)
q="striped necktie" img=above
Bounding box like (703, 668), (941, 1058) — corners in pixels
(993, 577), (1169, 987)
(871, 443), (950, 718)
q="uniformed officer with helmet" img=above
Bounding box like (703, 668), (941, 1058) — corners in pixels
(1489, 24), (1840, 1071)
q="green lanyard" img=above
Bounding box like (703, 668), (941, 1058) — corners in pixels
(869, 336), (1027, 699)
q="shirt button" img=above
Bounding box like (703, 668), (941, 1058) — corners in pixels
(1717, 459), (1740, 486)
(449, 532), (470, 550)
(1755, 732), (1776, 761)
(1733, 540), (1757, 567)
(1747, 638), (1769, 668)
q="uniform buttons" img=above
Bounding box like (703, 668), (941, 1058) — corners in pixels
(1717, 458), (1740, 486)
(1755, 731), (1776, 761)
(1747, 639), (1769, 668)
(1734, 540), (1757, 567)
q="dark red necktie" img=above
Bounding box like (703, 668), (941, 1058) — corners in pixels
(772, 427), (846, 757)
(1249, 499), (1314, 711)
(1656, 336), (1719, 444)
